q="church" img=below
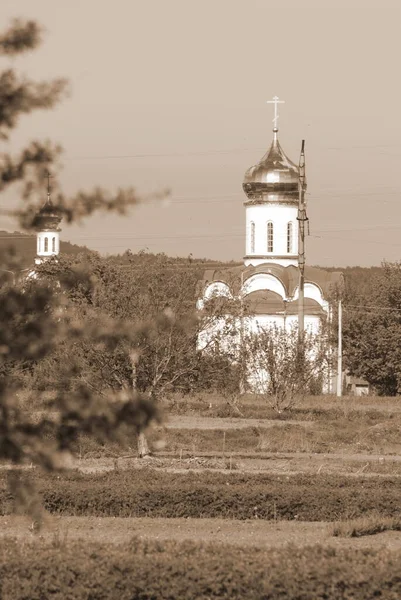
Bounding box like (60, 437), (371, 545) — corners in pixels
(197, 99), (342, 392)
(33, 175), (63, 265)
(29, 102), (342, 393)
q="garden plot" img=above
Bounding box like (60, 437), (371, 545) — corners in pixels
(163, 415), (313, 429)
(68, 400), (401, 478)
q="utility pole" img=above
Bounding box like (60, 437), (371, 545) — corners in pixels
(239, 270), (245, 395)
(297, 140), (306, 339)
(336, 299), (343, 397)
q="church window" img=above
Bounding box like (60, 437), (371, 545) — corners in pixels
(250, 221), (255, 253)
(267, 222), (274, 252)
(287, 222), (293, 253)
(52, 237), (56, 253)
(44, 237), (48, 252)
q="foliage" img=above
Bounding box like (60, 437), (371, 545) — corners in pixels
(2, 539), (401, 600)
(343, 261), (401, 395)
(243, 325), (328, 412)
(0, 18), (167, 508)
(0, 230), (86, 270)
(2, 470), (401, 522)
(332, 514), (401, 537)
(146, 418), (401, 457)
(24, 251), (240, 399)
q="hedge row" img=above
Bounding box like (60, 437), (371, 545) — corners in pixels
(166, 395), (398, 421)
(1, 538), (401, 599)
(2, 469), (400, 521)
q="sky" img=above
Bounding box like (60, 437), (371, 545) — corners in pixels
(1, 0), (400, 267)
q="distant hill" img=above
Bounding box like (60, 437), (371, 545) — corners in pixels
(0, 231), (88, 267)
(317, 265), (383, 300)
(0, 232), (383, 297)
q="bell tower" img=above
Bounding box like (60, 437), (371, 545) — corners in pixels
(34, 172), (62, 265)
(242, 97), (305, 267)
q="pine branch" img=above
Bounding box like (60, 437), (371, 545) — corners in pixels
(0, 70), (68, 139)
(0, 20), (42, 56)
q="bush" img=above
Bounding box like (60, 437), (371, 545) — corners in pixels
(332, 514), (401, 537)
(1, 470), (400, 521)
(1, 538), (401, 599)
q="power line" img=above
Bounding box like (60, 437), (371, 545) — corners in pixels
(0, 187), (399, 218)
(104, 262), (243, 270)
(60, 143), (401, 161)
(310, 234), (401, 248)
(345, 304), (401, 313)
(4, 218), (401, 241)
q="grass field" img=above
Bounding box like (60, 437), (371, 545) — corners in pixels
(2, 393), (401, 599)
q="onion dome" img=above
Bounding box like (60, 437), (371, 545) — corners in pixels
(243, 131), (305, 204)
(33, 176), (62, 231)
(34, 200), (62, 231)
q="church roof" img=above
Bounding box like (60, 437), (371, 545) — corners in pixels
(33, 176), (63, 233)
(33, 198), (62, 231)
(245, 290), (285, 315)
(243, 135), (303, 203)
(285, 297), (325, 316)
(199, 262), (343, 301)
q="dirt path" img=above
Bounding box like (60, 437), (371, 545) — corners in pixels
(2, 452), (400, 476)
(72, 452), (401, 476)
(2, 515), (401, 551)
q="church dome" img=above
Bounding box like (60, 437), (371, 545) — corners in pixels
(243, 134), (304, 203)
(33, 198), (62, 232)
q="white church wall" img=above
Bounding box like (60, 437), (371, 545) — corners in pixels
(197, 315), (240, 357)
(242, 273), (286, 299)
(245, 204), (298, 267)
(285, 314), (321, 335)
(204, 281), (232, 300)
(250, 314), (285, 333)
(292, 283), (328, 311)
(37, 231), (60, 257)
(197, 281), (232, 310)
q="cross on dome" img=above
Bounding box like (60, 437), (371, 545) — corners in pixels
(266, 96), (285, 140)
(46, 170), (53, 203)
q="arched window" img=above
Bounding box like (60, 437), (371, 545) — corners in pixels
(44, 237), (48, 252)
(52, 237), (56, 253)
(267, 222), (273, 253)
(287, 222), (293, 253)
(250, 221), (255, 253)
(37, 237), (41, 253)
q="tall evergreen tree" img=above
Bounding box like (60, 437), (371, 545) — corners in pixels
(0, 19), (158, 501)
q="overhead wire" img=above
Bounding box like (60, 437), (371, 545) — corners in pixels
(344, 304), (401, 313)
(60, 142), (401, 161)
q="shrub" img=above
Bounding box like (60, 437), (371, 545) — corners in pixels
(1, 538), (401, 599)
(1, 470), (401, 522)
(332, 514), (401, 537)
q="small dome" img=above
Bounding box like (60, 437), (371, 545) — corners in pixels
(33, 198), (62, 232)
(243, 134), (304, 202)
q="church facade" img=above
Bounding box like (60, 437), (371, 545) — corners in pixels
(198, 102), (342, 392)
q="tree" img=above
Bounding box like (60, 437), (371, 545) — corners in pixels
(243, 324), (328, 412)
(0, 19), (163, 511)
(343, 261), (401, 395)
(31, 251), (239, 399)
